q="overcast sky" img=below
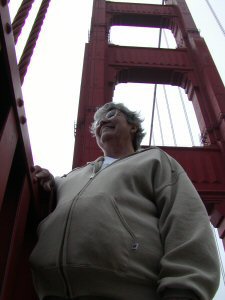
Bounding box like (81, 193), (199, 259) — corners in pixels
(8, 1), (225, 298)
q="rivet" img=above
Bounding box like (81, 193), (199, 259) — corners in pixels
(20, 116), (27, 124)
(5, 23), (11, 34)
(17, 98), (24, 107)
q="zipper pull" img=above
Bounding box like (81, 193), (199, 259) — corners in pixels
(132, 242), (139, 250)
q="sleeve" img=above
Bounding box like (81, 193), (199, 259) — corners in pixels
(153, 153), (221, 300)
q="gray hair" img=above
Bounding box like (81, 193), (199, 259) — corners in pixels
(90, 102), (145, 151)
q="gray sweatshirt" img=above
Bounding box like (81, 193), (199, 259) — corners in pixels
(30, 148), (220, 300)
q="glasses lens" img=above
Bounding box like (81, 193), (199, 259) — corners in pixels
(105, 109), (117, 119)
(95, 109), (118, 127)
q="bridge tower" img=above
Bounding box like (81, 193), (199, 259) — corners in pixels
(73, 0), (225, 247)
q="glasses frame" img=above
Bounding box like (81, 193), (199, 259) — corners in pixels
(95, 109), (121, 127)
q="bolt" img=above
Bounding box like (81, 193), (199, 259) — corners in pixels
(17, 98), (24, 107)
(5, 23), (11, 34)
(20, 116), (27, 124)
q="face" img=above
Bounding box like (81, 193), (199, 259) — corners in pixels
(94, 109), (137, 153)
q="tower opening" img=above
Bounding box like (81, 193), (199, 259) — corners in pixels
(113, 82), (201, 147)
(110, 26), (176, 49)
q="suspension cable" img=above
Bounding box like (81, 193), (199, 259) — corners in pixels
(18, 0), (51, 84)
(156, 99), (165, 145)
(149, 0), (165, 145)
(163, 85), (177, 146)
(163, 30), (195, 146)
(204, 0), (225, 37)
(152, 131), (156, 146)
(161, 21), (177, 146)
(212, 226), (225, 285)
(149, 84), (158, 146)
(12, 0), (35, 44)
(178, 87), (195, 146)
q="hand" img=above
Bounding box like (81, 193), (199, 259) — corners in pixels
(32, 165), (55, 192)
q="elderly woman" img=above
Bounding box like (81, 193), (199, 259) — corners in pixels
(30, 102), (220, 300)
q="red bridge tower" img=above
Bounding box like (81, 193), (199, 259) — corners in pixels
(73, 0), (225, 248)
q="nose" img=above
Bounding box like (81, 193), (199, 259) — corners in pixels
(97, 117), (109, 127)
(95, 118), (110, 136)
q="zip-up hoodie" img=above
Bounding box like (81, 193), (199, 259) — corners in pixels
(30, 148), (220, 300)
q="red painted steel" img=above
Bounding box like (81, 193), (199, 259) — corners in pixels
(0, 108), (18, 210)
(1, 176), (31, 300)
(160, 146), (225, 204)
(73, 0), (225, 248)
(0, 2), (45, 299)
(0, 3), (34, 176)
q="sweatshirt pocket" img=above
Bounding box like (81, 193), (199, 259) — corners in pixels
(64, 193), (137, 272)
(30, 204), (69, 268)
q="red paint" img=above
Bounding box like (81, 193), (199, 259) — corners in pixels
(73, 0), (225, 248)
(0, 3), (42, 299)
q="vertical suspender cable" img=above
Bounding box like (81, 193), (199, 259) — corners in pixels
(163, 85), (177, 146)
(163, 30), (195, 146)
(178, 87), (195, 146)
(152, 131), (156, 146)
(149, 0), (165, 146)
(212, 227), (225, 285)
(12, 0), (36, 44)
(163, 23), (177, 146)
(18, 0), (51, 84)
(204, 0), (225, 37)
(156, 99), (165, 145)
(149, 83), (159, 146)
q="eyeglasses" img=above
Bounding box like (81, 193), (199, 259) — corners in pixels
(95, 109), (120, 127)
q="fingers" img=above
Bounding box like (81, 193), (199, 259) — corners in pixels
(41, 181), (54, 192)
(32, 165), (47, 181)
(31, 165), (55, 192)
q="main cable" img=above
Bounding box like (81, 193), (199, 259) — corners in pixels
(12, 0), (35, 44)
(18, 0), (51, 84)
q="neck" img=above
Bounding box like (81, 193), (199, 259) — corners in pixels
(103, 145), (135, 159)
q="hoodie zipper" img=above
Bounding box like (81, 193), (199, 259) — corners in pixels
(58, 157), (139, 297)
(58, 162), (103, 297)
